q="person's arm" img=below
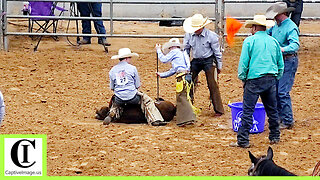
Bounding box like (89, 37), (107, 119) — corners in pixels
(158, 68), (176, 78)
(283, 28), (300, 53)
(109, 71), (115, 91)
(156, 49), (175, 63)
(183, 50), (191, 70)
(183, 33), (191, 56)
(210, 33), (223, 70)
(0, 92), (5, 124)
(276, 41), (284, 80)
(134, 67), (141, 89)
(238, 39), (251, 81)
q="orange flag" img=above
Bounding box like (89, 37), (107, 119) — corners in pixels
(226, 16), (243, 47)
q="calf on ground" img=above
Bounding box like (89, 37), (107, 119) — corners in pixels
(248, 147), (296, 176)
(95, 97), (176, 124)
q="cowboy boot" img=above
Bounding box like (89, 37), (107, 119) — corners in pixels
(103, 103), (120, 125)
(139, 92), (167, 126)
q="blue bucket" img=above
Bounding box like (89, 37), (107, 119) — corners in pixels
(228, 102), (266, 133)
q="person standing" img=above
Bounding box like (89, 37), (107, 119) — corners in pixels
(282, 0), (304, 27)
(77, 2), (111, 46)
(230, 15), (284, 148)
(103, 48), (166, 126)
(155, 38), (196, 127)
(0, 90), (5, 125)
(183, 14), (224, 116)
(266, 2), (300, 129)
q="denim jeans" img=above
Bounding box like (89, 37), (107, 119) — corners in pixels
(114, 94), (141, 106)
(290, 12), (302, 27)
(237, 75), (280, 146)
(77, 2), (106, 41)
(277, 55), (299, 125)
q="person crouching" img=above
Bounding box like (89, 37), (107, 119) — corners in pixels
(104, 48), (167, 126)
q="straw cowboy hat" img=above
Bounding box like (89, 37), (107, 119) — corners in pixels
(244, 15), (275, 28)
(111, 48), (139, 60)
(183, 14), (212, 33)
(162, 38), (183, 55)
(266, 2), (295, 19)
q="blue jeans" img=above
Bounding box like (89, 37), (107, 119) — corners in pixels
(237, 75), (280, 146)
(77, 2), (106, 41)
(277, 55), (299, 125)
(290, 11), (302, 27)
(114, 94), (141, 106)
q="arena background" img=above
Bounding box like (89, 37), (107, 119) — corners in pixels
(0, 0), (320, 176)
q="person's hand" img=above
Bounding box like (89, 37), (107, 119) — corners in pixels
(155, 44), (161, 51)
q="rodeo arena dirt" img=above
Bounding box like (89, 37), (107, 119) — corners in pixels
(0, 17), (320, 176)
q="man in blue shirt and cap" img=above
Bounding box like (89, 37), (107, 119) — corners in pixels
(230, 15), (284, 148)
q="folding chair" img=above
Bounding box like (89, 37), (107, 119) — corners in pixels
(28, 1), (67, 51)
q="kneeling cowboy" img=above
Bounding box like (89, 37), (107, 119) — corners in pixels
(104, 48), (167, 126)
(156, 38), (198, 127)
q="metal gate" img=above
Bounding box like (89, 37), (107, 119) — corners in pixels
(1, 0), (320, 51)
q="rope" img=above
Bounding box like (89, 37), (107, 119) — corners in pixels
(312, 160), (320, 176)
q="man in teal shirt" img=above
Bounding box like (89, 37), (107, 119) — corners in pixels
(266, 2), (300, 129)
(230, 15), (284, 148)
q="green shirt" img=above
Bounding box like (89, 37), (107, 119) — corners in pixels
(267, 18), (300, 55)
(238, 31), (284, 81)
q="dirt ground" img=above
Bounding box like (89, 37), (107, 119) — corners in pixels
(0, 20), (320, 176)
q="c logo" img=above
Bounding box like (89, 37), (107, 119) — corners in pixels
(10, 139), (36, 168)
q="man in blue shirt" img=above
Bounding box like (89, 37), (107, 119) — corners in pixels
(104, 48), (166, 126)
(183, 14), (224, 116)
(266, 2), (300, 129)
(230, 15), (284, 148)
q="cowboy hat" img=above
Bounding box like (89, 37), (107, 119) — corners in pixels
(162, 38), (183, 55)
(244, 15), (275, 28)
(266, 2), (295, 19)
(183, 14), (212, 33)
(111, 48), (139, 60)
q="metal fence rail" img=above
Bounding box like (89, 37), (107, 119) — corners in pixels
(221, 0), (320, 39)
(2, 0), (320, 51)
(1, 0), (219, 51)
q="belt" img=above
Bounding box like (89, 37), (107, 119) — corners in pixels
(176, 70), (189, 74)
(176, 71), (189, 78)
(283, 53), (297, 59)
(193, 55), (214, 61)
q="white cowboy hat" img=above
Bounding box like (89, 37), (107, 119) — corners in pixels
(162, 38), (183, 55)
(266, 2), (295, 19)
(244, 15), (275, 28)
(111, 48), (139, 60)
(183, 14), (212, 33)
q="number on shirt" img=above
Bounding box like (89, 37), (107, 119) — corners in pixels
(115, 70), (128, 85)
